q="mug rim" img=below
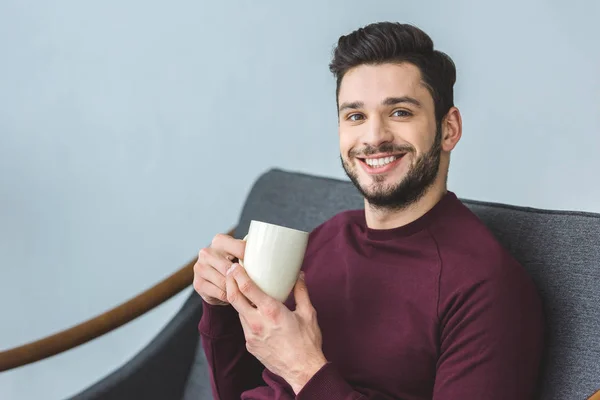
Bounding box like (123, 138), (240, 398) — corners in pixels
(249, 219), (309, 235)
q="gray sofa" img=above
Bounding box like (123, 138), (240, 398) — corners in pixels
(71, 168), (600, 400)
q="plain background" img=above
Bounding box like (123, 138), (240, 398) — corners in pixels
(1, 1), (598, 399)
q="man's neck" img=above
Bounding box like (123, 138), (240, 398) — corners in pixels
(364, 182), (447, 230)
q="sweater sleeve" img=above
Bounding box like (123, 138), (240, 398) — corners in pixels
(297, 259), (544, 400)
(198, 300), (265, 400)
(296, 363), (400, 400)
(432, 257), (545, 399)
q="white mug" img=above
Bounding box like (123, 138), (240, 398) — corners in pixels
(239, 220), (309, 302)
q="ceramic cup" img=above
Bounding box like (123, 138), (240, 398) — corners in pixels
(239, 220), (309, 302)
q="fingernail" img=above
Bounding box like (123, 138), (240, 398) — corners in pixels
(226, 263), (238, 275)
(299, 272), (305, 280)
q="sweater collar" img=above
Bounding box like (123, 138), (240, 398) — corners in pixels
(358, 191), (458, 240)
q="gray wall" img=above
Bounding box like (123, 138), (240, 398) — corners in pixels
(1, 1), (598, 399)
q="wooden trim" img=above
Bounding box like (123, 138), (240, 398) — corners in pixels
(0, 228), (235, 372)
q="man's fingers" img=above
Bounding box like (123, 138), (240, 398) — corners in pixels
(226, 266), (257, 316)
(229, 264), (273, 309)
(211, 233), (246, 261)
(196, 262), (227, 291)
(198, 247), (233, 276)
(293, 272), (313, 313)
(194, 278), (228, 304)
(238, 313), (252, 337)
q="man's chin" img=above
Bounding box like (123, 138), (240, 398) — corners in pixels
(357, 172), (400, 188)
(357, 182), (395, 200)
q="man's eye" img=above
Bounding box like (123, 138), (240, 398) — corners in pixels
(348, 113), (365, 121)
(392, 110), (411, 117)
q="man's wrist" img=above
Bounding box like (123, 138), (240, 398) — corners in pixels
(288, 355), (328, 394)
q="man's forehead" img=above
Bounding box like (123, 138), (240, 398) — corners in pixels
(338, 63), (430, 105)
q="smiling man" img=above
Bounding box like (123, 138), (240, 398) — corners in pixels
(193, 22), (545, 399)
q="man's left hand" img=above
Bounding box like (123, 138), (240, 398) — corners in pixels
(226, 264), (327, 394)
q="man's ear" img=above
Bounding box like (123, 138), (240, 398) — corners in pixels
(441, 107), (462, 152)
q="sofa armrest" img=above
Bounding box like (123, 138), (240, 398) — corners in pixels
(70, 291), (204, 400)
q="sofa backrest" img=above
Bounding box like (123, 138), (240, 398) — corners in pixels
(234, 169), (600, 400)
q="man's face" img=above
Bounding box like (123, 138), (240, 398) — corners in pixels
(338, 63), (442, 210)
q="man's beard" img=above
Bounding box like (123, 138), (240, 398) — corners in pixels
(341, 131), (442, 211)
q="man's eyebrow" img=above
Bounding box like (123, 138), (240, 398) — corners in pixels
(338, 101), (364, 113)
(338, 97), (422, 113)
(382, 96), (422, 108)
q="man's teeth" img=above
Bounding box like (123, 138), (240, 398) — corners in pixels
(365, 156), (397, 167)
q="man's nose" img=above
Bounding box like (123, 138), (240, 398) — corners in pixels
(362, 116), (394, 148)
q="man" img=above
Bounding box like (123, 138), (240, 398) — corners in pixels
(193, 22), (544, 399)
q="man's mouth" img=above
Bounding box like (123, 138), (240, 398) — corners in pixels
(363, 155), (401, 167)
(356, 153), (407, 173)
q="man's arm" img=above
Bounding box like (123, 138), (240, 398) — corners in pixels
(193, 233), (266, 399)
(297, 260), (544, 400)
(294, 363), (400, 399)
(199, 300), (265, 400)
(432, 258), (545, 399)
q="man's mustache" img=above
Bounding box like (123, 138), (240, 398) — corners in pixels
(349, 143), (414, 158)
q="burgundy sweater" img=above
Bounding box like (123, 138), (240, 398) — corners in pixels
(198, 191), (544, 399)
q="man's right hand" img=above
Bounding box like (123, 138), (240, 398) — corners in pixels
(193, 233), (246, 306)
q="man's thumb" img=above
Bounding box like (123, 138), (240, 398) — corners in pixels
(293, 272), (311, 309)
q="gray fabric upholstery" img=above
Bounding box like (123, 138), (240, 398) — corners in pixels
(184, 168), (600, 400)
(464, 200), (600, 399)
(181, 343), (212, 400)
(71, 292), (204, 400)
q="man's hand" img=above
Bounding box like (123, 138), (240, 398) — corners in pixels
(193, 234), (246, 306)
(226, 264), (328, 394)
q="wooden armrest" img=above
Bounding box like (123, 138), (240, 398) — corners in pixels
(0, 228), (235, 372)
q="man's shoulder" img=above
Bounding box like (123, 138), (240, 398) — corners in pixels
(431, 199), (520, 278)
(433, 201), (540, 315)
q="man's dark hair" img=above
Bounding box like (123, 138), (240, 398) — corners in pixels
(329, 22), (456, 126)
